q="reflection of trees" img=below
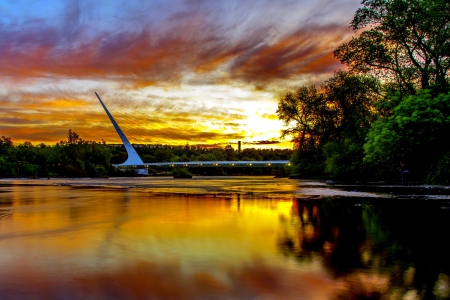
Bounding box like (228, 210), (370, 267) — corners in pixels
(278, 197), (450, 299)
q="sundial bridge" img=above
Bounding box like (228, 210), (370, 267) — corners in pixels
(95, 92), (290, 175)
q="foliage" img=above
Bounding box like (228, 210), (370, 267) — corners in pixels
(0, 130), (113, 178)
(364, 91), (450, 180)
(323, 71), (380, 137)
(172, 167), (192, 177)
(0, 136), (13, 157)
(277, 85), (332, 153)
(426, 151), (450, 185)
(280, 0), (450, 183)
(289, 148), (324, 177)
(321, 72), (380, 179)
(277, 72), (379, 179)
(323, 138), (365, 180)
(335, 0), (450, 94)
(0, 130), (293, 178)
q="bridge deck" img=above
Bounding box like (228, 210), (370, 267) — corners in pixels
(114, 160), (290, 168)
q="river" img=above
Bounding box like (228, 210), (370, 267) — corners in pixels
(0, 177), (449, 299)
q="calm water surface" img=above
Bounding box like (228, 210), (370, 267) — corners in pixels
(0, 177), (449, 299)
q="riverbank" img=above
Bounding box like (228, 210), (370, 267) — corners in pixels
(2, 176), (450, 200)
(297, 180), (450, 198)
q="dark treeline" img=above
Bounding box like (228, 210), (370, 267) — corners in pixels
(278, 0), (450, 184)
(0, 130), (112, 178)
(0, 130), (292, 178)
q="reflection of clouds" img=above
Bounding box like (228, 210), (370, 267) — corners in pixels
(1, 258), (340, 299)
(0, 187), (340, 298)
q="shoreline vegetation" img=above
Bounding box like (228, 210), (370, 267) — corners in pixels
(277, 0), (450, 185)
(0, 132), (292, 179)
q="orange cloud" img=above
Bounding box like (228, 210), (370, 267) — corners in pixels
(0, 17), (353, 90)
(228, 25), (353, 85)
(0, 0), (361, 146)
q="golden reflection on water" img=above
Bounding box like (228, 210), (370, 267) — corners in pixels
(0, 185), (339, 299)
(1, 182), (449, 299)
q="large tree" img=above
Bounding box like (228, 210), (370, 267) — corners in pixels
(322, 71), (380, 137)
(334, 0), (450, 94)
(321, 72), (380, 178)
(277, 86), (332, 153)
(0, 136), (13, 157)
(277, 86), (333, 175)
(364, 90), (450, 180)
(277, 72), (379, 178)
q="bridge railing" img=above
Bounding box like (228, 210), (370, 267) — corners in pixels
(113, 160), (290, 168)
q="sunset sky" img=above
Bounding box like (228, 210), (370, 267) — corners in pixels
(0, 0), (360, 149)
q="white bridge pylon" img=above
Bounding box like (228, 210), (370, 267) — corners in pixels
(95, 92), (290, 173)
(96, 92), (148, 175)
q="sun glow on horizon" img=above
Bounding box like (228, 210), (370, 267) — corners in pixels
(0, 0), (361, 149)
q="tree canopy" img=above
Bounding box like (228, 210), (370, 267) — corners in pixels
(364, 91), (450, 178)
(277, 71), (380, 178)
(0, 130), (292, 178)
(334, 0), (450, 94)
(280, 0), (450, 183)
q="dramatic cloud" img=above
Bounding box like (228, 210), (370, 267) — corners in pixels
(0, 0), (361, 147)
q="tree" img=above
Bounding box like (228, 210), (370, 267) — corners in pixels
(278, 72), (380, 178)
(321, 72), (380, 179)
(277, 86), (335, 176)
(16, 141), (36, 162)
(277, 86), (333, 152)
(335, 0), (450, 94)
(0, 136), (13, 156)
(364, 90), (450, 180)
(67, 129), (82, 145)
(323, 71), (380, 137)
